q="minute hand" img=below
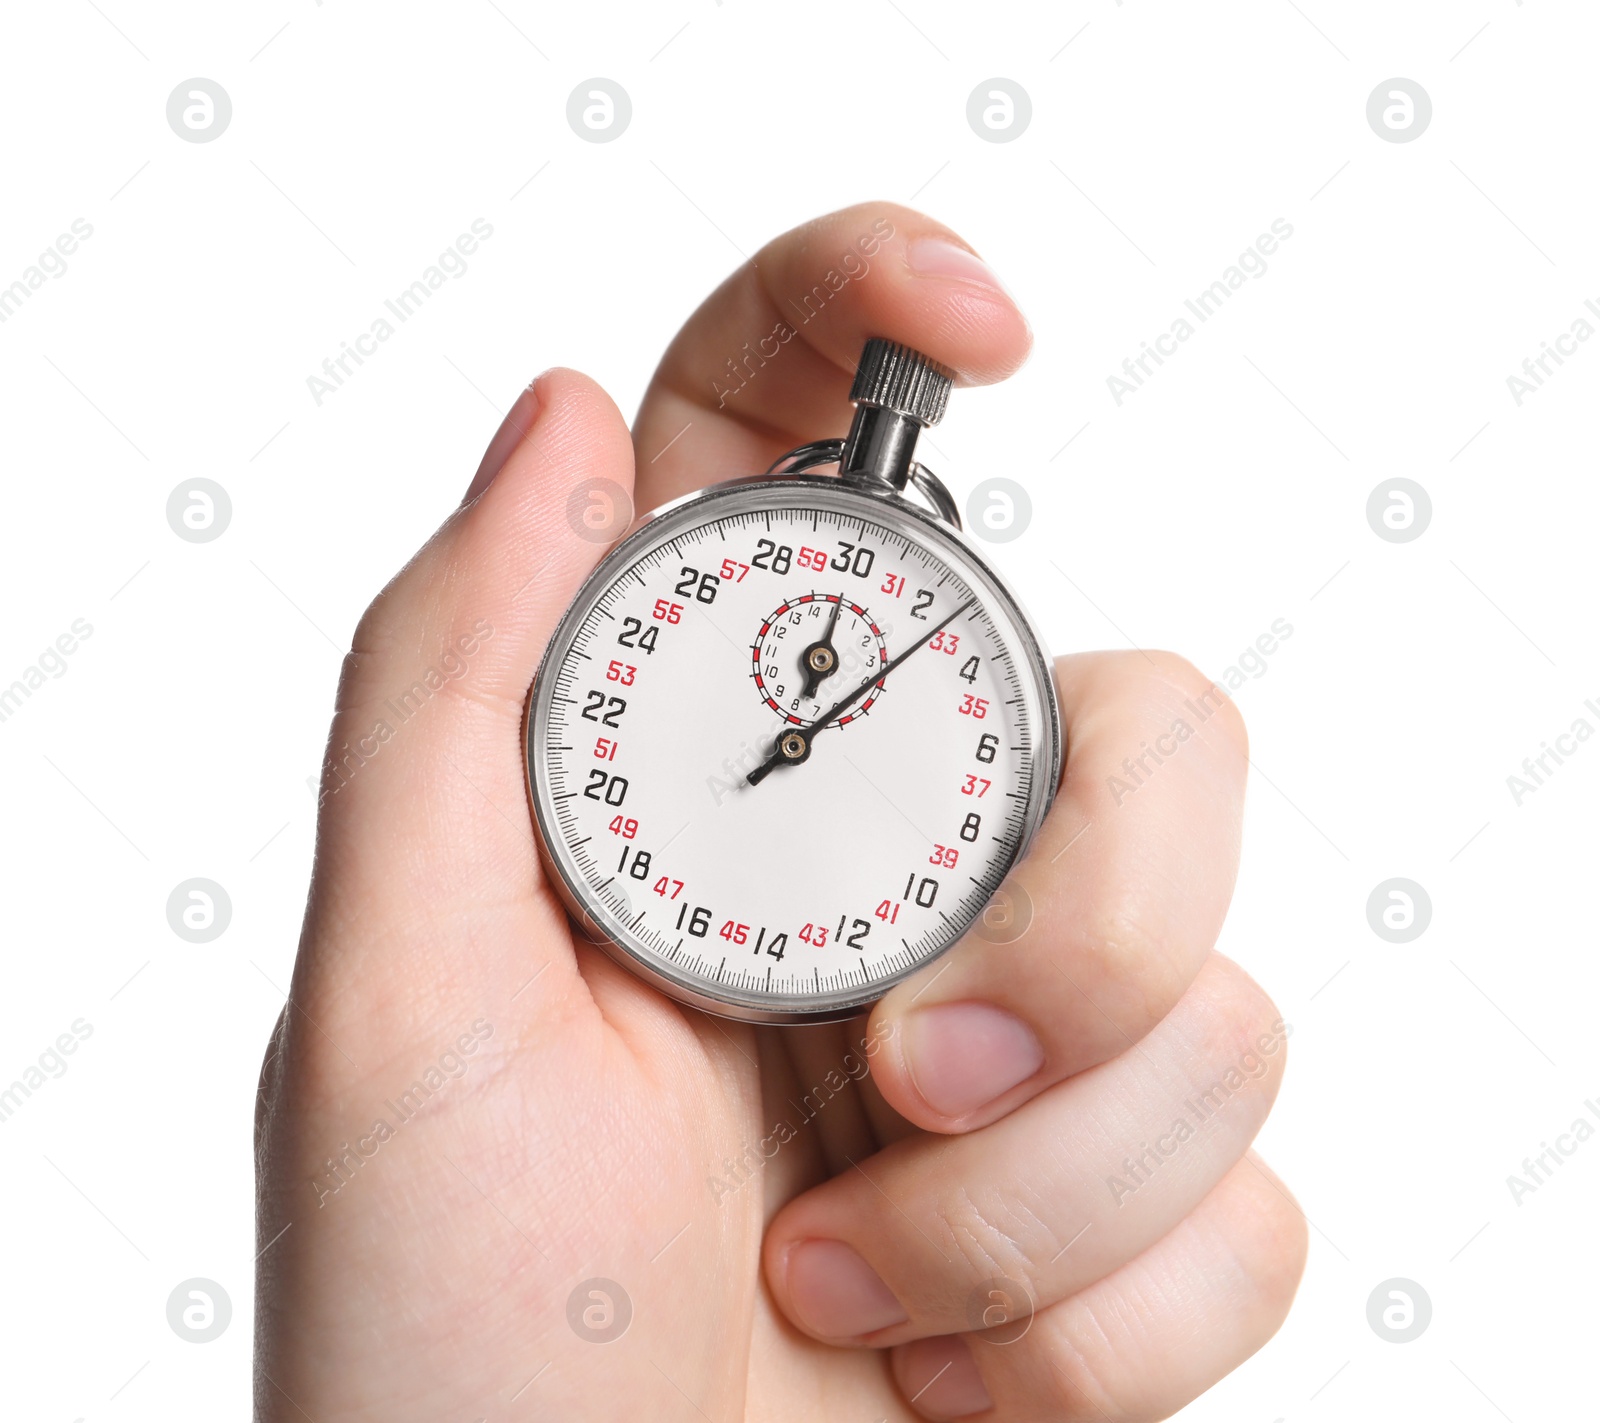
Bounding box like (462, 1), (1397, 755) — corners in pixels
(746, 597), (976, 786)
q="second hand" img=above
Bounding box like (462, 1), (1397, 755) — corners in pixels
(746, 596), (976, 786)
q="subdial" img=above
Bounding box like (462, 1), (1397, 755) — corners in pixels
(751, 594), (888, 727)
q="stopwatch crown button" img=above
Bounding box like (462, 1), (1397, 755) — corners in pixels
(850, 339), (953, 427)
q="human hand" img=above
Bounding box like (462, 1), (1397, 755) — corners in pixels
(254, 203), (1304, 1421)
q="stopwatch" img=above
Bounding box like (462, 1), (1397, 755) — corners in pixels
(523, 340), (1061, 1024)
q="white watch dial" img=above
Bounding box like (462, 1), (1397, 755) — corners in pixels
(526, 479), (1059, 1023)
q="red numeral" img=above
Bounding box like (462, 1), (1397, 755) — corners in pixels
(607, 816), (639, 839)
(873, 900), (901, 924)
(798, 922), (830, 947)
(797, 546), (828, 572)
(960, 775), (991, 797)
(718, 920), (750, 945)
(880, 573), (906, 597)
(929, 845), (959, 868)
(652, 599), (683, 624)
(606, 660), (637, 685)
(930, 629), (960, 655)
(652, 876), (684, 900)
(958, 694), (988, 718)
(594, 737), (619, 760)
(719, 558), (750, 582)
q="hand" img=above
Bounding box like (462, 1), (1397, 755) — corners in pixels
(254, 202), (1304, 1421)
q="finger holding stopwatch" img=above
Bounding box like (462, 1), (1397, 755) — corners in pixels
(631, 202), (1031, 510)
(865, 649), (1251, 1134)
(761, 953), (1288, 1348)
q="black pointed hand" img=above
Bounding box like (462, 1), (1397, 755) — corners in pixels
(747, 597), (976, 786)
(798, 594), (845, 699)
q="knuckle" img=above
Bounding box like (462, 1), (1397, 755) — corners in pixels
(935, 1185), (1052, 1308)
(1028, 1313), (1135, 1421)
(1142, 649), (1249, 763)
(1072, 889), (1193, 1038)
(1236, 1171), (1310, 1311)
(1186, 955), (1289, 1095)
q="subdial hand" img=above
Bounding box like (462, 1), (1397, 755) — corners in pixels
(747, 597), (976, 786)
(797, 594), (845, 699)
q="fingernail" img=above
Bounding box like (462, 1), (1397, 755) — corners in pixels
(463, 380), (540, 505)
(903, 1001), (1044, 1119)
(906, 1339), (993, 1418)
(905, 235), (1007, 295)
(786, 1239), (907, 1339)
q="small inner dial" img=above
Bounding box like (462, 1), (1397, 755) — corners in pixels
(751, 594), (889, 727)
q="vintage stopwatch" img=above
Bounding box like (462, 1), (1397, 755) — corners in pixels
(524, 339), (1061, 1024)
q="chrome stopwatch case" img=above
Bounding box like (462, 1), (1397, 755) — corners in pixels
(523, 340), (1061, 1024)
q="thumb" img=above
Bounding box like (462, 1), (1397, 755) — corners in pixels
(305, 368), (637, 972)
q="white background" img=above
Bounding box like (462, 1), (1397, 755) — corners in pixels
(1, 1), (1594, 1418)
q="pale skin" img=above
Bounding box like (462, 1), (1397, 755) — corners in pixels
(255, 203), (1307, 1421)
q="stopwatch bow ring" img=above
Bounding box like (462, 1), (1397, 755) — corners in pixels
(765, 339), (963, 531)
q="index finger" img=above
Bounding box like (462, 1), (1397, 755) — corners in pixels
(631, 201), (1031, 510)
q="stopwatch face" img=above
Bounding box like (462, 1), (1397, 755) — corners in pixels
(524, 476), (1061, 1024)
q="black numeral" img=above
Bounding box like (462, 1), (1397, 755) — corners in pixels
(910, 589), (934, 620)
(674, 566), (720, 603)
(616, 847), (652, 878)
(753, 539), (793, 575)
(584, 770), (629, 806)
(975, 732), (998, 764)
(829, 541), (876, 578)
(581, 691), (628, 727)
(617, 617), (659, 654)
(903, 873), (939, 908)
(960, 812), (981, 843)
(752, 926), (788, 961)
(959, 655), (979, 684)
(675, 903), (712, 937)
